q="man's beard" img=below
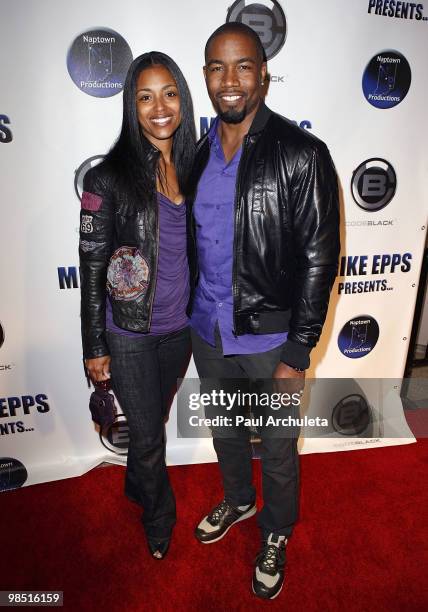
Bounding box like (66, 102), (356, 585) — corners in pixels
(218, 106), (247, 124)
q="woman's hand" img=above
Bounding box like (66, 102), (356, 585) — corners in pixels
(85, 356), (111, 383)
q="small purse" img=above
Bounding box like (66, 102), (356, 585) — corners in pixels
(89, 379), (116, 428)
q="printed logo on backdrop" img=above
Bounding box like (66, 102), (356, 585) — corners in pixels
(337, 252), (412, 295)
(362, 50), (411, 109)
(367, 1), (427, 21)
(351, 158), (396, 211)
(67, 28), (133, 97)
(0, 322), (14, 373)
(338, 316), (379, 359)
(332, 395), (371, 436)
(345, 218), (396, 229)
(200, 116), (311, 137)
(0, 394), (50, 436)
(226, 0), (287, 60)
(0, 115), (13, 143)
(100, 415), (129, 455)
(0, 458), (27, 492)
(58, 267), (79, 289)
(74, 156), (105, 201)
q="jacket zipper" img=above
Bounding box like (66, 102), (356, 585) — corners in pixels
(188, 140), (211, 314)
(232, 134), (249, 336)
(147, 194), (160, 331)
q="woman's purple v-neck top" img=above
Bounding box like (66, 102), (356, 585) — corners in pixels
(106, 192), (189, 336)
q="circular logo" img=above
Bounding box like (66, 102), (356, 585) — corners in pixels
(332, 395), (371, 436)
(100, 415), (129, 455)
(67, 28), (133, 98)
(338, 315), (379, 359)
(226, 0), (287, 60)
(351, 158), (397, 211)
(362, 50), (411, 109)
(74, 155), (105, 201)
(0, 322), (4, 349)
(0, 458), (28, 492)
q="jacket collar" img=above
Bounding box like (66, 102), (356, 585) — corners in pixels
(248, 99), (273, 135)
(197, 99), (273, 157)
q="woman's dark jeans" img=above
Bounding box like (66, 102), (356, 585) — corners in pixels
(106, 326), (191, 539)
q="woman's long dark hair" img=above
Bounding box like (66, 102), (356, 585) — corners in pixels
(104, 51), (196, 201)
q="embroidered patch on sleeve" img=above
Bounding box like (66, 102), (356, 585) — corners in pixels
(81, 191), (103, 212)
(80, 214), (93, 233)
(79, 240), (99, 252)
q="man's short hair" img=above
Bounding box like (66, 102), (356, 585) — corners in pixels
(205, 22), (266, 64)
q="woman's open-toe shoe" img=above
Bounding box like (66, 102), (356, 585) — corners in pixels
(147, 536), (170, 560)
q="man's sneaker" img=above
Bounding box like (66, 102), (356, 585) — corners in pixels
(252, 534), (287, 599)
(195, 499), (256, 544)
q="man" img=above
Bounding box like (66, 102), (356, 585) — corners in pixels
(187, 22), (340, 599)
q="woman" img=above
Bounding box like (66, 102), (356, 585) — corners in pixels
(79, 52), (196, 559)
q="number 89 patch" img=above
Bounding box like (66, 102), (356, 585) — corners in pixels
(81, 214), (94, 233)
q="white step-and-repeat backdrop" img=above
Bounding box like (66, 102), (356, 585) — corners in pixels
(1, 0), (427, 490)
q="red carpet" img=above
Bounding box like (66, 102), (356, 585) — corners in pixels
(1, 441), (427, 611)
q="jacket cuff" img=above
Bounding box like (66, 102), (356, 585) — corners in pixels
(83, 342), (110, 361)
(280, 339), (311, 370)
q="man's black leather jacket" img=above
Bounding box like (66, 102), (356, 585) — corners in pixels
(186, 102), (340, 370)
(79, 141), (162, 359)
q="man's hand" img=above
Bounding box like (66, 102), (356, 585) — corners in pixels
(272, 362), (305, 397)
(85, 356), (111, 383)
(273, 362), (305, 380)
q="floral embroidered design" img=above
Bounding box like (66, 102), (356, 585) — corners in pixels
(107, 246), (149, 301)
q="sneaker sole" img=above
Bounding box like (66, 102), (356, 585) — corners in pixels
(252, 581), (283, 600)
(198, 505), (257, 544)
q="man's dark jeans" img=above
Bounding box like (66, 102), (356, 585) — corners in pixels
(106, 327), (191, 539)
(191, 327), (300, 539)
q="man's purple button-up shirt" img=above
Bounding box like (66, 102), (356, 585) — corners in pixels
(190, 119), (287, 355)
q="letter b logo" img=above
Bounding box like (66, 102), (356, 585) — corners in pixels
(226, 0), (287, 60)
(361, 174), (387, 197)
(351, 158), (396, 211)
(242, 13), (273, 44)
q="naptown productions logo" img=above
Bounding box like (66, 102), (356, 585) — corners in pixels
(362, 50), (411, 109)
(226, 0), (287, 60)
(351, 158), (397, 211)
(67, 28), (133, 98)
(0, 458), (28, 492)
(74, 155), (104, 201)
(338, 316), (380, 359)
(100, 415), (129, 455)
(367, 0), (427, 21)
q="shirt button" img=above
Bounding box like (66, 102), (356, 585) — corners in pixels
(218, 303), (223, 307)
